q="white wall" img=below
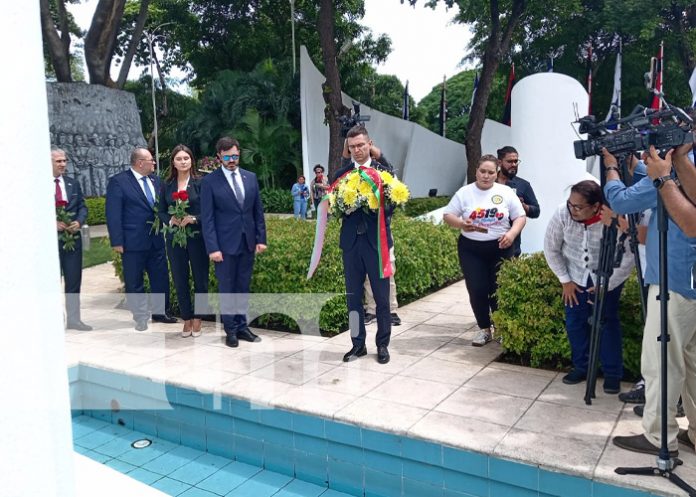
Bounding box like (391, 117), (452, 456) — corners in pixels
(510, 73), (590, 253)
(300, 46), (468, 197)
(0, 3), (76, 497)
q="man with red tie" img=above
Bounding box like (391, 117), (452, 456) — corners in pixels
(52, 148), (92, 331)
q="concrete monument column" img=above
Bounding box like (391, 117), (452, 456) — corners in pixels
(0, 3), (76, 496)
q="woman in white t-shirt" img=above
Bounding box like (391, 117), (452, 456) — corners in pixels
(443, 155), (526, 346)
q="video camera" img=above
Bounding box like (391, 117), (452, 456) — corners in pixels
(573, 103), (693, 160)
(338, 102), (371, 137)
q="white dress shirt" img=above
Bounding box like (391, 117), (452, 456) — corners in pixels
(131, 169), (156, 201)
(54, 175), (67, 201)
(223, 167), (246, 199)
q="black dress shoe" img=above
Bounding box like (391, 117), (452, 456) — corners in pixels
(135, 321), (148, 332)
(390, 313), (401, 326)
(343, 345), (367, 362)
(562, 369), (586, 385)
(603, 377), (621, 394)
(152, 314), (177, 324)
(618, 382), (645, 404)
(236, 327), (261, 343)
(225, 335), (239, 348)
(377, 345), (390, 364)
(67, 321), (93, 331)
(613, 434), (678, 457)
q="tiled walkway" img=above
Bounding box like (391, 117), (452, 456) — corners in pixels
(73, 415), (353, 497)
(67, 263), (696, 497)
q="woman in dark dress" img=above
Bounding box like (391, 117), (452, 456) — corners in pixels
(158, 144), (209, 337)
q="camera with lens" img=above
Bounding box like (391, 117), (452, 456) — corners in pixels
(339, 102), (371, 137)
(573, 104), (693, 160)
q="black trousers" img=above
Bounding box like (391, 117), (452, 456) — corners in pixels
(122, 246), (170, 322)
(343, 234), (391, 348)
(457, 235), (513, 329)
(166, 234), (210, 320)
(214, 248), (255, 336)
(59, 235), (82, 324)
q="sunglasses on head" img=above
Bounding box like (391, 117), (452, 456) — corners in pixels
(222, 154), (240, 161)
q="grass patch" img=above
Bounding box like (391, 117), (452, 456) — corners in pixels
(83, 237), (113, 268)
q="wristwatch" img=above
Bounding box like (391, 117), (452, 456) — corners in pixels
(653, 175), (673, 190)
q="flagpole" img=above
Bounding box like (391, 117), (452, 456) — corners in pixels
(587, 43), (593, 115)
(439, 75), (447, 136)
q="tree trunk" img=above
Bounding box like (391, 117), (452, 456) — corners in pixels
(116, 0), (151, 89)
(317, 0), (349, 179)
(84, 0), (127, 87)
(40, 0), (72, 82)
(464, 0), (526, 183)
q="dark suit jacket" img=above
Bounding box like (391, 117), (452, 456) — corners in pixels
(105, 169), (164, 251)
(158, 177), (203, 234)
(332, 159), (394, 252)
(200, 167), (266, 255)
(58, 175), (88, 228)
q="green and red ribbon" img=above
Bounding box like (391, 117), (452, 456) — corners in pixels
(307, 166), (393, 279)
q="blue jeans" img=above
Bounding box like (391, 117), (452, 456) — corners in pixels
(293, 199), (307, 219)
(565, 281), (624, 379)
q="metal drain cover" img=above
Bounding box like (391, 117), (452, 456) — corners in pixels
(131, 439), (152, 449)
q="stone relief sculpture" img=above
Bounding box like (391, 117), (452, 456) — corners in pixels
(47, 82), (147, 197)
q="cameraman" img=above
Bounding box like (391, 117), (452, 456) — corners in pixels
(603, 146), (696, 457)
(645, 144), (696, 236)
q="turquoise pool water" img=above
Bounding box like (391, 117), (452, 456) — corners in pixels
(70, 365), (652, 497)
(73, 415), (351, 497)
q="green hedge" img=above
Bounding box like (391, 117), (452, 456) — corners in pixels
(402, 196), (452, 218)
(261, 188), (293, 213)
(85, 197), (106, 225)
(113, 216), (462, 334)
(492, 253), (643, 378)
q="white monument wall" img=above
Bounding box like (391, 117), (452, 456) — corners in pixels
(510, 73), (590, 253)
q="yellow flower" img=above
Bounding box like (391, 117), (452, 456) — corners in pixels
(346, 172), (360, 189)
(358, 180), (374, 198)
(389, 182), (410, 204)
(341, 186), (358, 207)
(379, 170), (394, 186)
(367, 192), (379, 209)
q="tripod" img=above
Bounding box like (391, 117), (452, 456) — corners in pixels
(615, 195), (696, 496)
(584, 153), (645, 405)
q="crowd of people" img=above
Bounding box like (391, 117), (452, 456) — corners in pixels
(54, 125), (696, 456)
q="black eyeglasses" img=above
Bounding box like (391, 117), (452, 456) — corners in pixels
(567, 200), (591, 212)
(222, 154), (240, 161)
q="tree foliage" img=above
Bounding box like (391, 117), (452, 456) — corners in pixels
(416, 70), (480, 143)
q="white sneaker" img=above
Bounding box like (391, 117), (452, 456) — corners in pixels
(472, 328), (492, 347)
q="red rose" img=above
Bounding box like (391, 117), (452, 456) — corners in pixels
(172, 191), (180, 201)
(177, 190), (189, 201)
(56, 200), (68, 208)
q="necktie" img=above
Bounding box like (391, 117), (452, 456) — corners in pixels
(55, 178), (64, 202)
(231, 171), (244, 206)
(141, 176), (155, 207)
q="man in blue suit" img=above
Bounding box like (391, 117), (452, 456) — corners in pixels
(333, 126), (392, 364)
(106, 148), (176, 331)
(201, 137), (267, 348)
(52, 148), (92, 331)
